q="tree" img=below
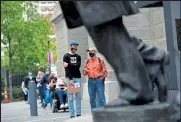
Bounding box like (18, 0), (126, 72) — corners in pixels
(1, 1), (53, 100)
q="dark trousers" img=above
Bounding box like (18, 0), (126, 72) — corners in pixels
(24, 94), (28, 102)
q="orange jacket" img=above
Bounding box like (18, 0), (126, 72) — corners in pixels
(83, 56), (107, 79)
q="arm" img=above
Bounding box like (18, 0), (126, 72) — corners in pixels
(63, 54), (73, 80)
(83, 60), (88, 76)
(49, 79), (55, 89)
(77, 55), (81, 68)
(21, 82), (25, 90)
(100, 59), (108, 79)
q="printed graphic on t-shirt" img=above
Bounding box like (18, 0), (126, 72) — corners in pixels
(70, 57), (77, 64)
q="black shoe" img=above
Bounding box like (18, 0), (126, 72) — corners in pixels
(70, 116), (75, 118)
(76, 115), (81, 117)
(43, 104), (47, 109)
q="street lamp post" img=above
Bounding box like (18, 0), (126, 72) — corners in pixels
(47, 38), (51, 73)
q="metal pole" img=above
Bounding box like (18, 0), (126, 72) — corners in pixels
(48, 38), (51, 73)
(3, 68), (8, 89)
(28, 72), (38, 116)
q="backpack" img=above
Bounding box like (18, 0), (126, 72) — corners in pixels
(86, 57), (105, 82)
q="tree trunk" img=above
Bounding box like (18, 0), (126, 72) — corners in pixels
(8, 36), (13, 101)
(8, 56), (13, 101)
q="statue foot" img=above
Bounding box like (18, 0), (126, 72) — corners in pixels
(104, 98), (130, 108)
(157, 51), (169, 102)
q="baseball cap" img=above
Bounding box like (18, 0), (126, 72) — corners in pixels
(86, 47), (96, 52)
(70, 40), (79, 46)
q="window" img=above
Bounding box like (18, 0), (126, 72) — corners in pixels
(47, 2), (53, 4)
(175, 19), (181, 51)
(41, 1), (46, 4)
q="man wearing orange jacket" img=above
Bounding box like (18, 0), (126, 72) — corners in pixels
(83, 47), (108, 110)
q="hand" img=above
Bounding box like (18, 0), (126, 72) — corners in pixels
(84, 68), (88, 73)
(70, 80), (74, 84)
(85, 68), (88, 71)
(100, 77), (105, 81)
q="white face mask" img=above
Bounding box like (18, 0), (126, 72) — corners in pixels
(28, 72), (32, 76)
(46, 71), (50, 74)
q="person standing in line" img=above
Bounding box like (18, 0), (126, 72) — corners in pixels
(42, 68), (52, 108)
(21, 80), (28, 102)
(63, 40), (82, 118)
(83, 47), (107, 110)
(24, 71), (37, 104)
(36, 67), (44, 104)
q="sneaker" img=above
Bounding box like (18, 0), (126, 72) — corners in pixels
(60, 104), (64, 109)
(76, 115), (81, 117)
(64, 103), (68, 108)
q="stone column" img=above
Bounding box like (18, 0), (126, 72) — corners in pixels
(82, 35), (120, 103)
(51, 4), (89, 98)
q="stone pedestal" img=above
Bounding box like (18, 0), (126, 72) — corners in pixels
(92, 103), (174, 122)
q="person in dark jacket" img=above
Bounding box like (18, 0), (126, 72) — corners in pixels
(42, 68), (52, 108)
(36, 68), (44, 104)
(24, 72), (36, 104)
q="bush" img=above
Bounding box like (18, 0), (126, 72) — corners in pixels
(1, 78), (5, 102)
(6, 87), (24, 101)
(13, 86), (24, 99)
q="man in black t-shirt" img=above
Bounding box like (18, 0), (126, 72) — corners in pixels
(63, 40), (81, 118)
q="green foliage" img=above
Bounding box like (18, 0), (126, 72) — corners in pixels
(12, 86), (23, 98)
(1, 75), (5, 92)
(1, 1), (54, 75)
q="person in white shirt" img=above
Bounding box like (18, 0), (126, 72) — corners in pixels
(49, 76), (68, 109)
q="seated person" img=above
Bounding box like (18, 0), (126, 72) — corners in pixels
(49, 76), (68, 109)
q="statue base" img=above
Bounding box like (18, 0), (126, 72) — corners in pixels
(92, 102), (174, 122)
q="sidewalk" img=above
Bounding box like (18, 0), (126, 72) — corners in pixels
(1, 100), (91, 122)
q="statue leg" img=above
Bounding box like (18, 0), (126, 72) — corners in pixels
(86, 17), (154, 106)
(132, 37), (169, 102)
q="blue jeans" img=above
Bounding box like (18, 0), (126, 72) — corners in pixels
(96, 82), (105, 107)
(66, 78), (81, 117)
(88, 78), (106, 109)
(37, 85), (44, 103)
(43, 89), (53, 105)
(55, 88), (68, 104)
(27, 90), (30, 104)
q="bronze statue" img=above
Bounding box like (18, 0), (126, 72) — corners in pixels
(59, 1), (169, 106)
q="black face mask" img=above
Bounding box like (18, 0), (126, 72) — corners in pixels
(89, 53), (95, 57)
(71, 48), (77, 53)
